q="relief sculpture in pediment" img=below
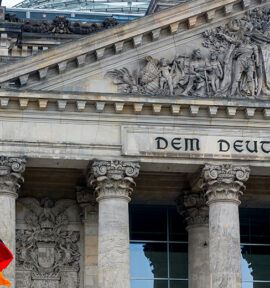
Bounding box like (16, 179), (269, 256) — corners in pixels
(16, 197), (80, 288)
(106, 6), (270, 99)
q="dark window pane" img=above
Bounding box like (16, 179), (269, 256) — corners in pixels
(241, 245), (270, 281)
(131, 280), (168, 288)
(169, 243), (188, 279)
(170, 280), (188, 288)
(240, 208), (270, 244)
(242, 282), (270, 288)
(130, 205), (167, 241)
(130, 243), (168, 278)
(168, 206), (188, 242)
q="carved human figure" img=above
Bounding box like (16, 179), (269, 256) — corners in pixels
(159, 58), (174, 95)
(217, 32), (260, 97)
(183, 49), (207, 96)
(171, 56), (190, 93)
(207, 51), (223, 94)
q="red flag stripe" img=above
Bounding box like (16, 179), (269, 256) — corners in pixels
(0, 241), (13, 271)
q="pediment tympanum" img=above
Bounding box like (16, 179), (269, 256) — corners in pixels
(1, 0), (270, 101)
(106, 6), (270, 99)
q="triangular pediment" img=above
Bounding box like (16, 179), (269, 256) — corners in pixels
(0, 0), (270, 100)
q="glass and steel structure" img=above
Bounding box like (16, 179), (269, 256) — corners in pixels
(129, 205), (270, 288)
(13, 0), (150, 15)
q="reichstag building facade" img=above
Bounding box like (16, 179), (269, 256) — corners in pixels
(0, 0), (270, 287)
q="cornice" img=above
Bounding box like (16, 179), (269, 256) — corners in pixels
(0, 0), (262, 87)
(1, 88), (270, 120)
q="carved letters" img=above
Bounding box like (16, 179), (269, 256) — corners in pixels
(16, 197), (80, 288)
(106, 6), (270, 99)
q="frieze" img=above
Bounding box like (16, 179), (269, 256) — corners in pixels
(106, 6), (270, 99)
(122, 126), (270, 160)
(16, 197), (80, 288)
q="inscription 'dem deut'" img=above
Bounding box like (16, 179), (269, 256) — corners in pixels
(155, 137), (270, 154)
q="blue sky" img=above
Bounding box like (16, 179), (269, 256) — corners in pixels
(2, 0), (22, 7)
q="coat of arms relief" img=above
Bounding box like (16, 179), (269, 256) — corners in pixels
(16, 198), (81, 288)
(106, 6), (270, 99)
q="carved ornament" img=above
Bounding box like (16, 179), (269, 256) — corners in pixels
(88, 160), (140, 202)
(5, 14), (118, 35)
(176, 190), (209, 226)
(16, 197), (80, 288)
(106, 6), (270, 99)
(0, 156), (26, 197)
(201, 164), (250, 205)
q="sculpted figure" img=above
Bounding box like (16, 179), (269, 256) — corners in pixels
(219, 32), (260, 97)
(183, 49), (207, 96)
(171, 55), (190, 93)
(159, 58), (174, 95)
(207, 51), (223, 94)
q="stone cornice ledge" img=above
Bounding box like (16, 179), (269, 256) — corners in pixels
(0, 0), (250, 84)
(1, 89), (270, 119)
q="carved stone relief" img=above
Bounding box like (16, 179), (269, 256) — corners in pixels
(106, 6), (270, 99)
(16, 197), (81, 288)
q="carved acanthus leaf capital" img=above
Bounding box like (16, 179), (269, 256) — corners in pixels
(176, 190), (208, 226)
(88, 160), (140, 202)
(0, 156), (26, 197)
(201, 164), (250, 205)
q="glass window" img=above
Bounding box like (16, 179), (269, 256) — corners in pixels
(130, 205), (167, 241)
(130, 242), (168, 279)
(169, 243), (188, 279)
(241, 245), (270, 281)
(130, 205), (188, 288)
(242, 282), (270, 288)
(168, 207), (188, 242)
(170, 280), (189, 288)
(131, 280), (168, 288)
(240, 208), (270, 244)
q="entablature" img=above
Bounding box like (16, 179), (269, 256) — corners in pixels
(1, 88), (270, 120)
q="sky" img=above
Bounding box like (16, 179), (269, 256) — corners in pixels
(2, 0), (23, 7)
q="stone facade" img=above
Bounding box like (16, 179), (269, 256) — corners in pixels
(0, 0), (270, 287)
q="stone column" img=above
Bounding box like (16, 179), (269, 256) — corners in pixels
(177, 190), (210, 288)
(201, 164), (250, 288)
(77, 188), (99, 288)
(0, 156), (26, 288)
(89, 160), (140, 288)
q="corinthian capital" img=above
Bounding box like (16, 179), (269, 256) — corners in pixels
(88, 160), (140, 202)
(0, 156), (26, 198)
(201, 164), (250, 205)
(176, 190), (208, 227)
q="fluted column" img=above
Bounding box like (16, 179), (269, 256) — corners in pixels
(177, 191), (209, 288)
(0, 156), (26, 288)
(201, 164), (250, 288)
(89, 160), (140, 288)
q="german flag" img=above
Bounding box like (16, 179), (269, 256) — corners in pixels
(0, 240), (13, 287)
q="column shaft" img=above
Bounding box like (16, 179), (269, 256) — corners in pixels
(89, 160), (140, 288)
(0, 195), (16, 286)
(98, 197), (130, 288)
(177, 190), (210, 288)
(0, 156), (26, 288)
(201, 164), (250, 288)
(209, 202), (241, 287)
(187, 225), (209, 288)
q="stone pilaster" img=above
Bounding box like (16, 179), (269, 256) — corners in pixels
(77, 187), (98, 288)
(0, 156), (26, 288)
(88, 160), (140, 288)
(176, 191), (210, 288)
(201, 164), (250, 288)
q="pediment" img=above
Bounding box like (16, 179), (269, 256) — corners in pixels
(1, 0), (270, 101)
